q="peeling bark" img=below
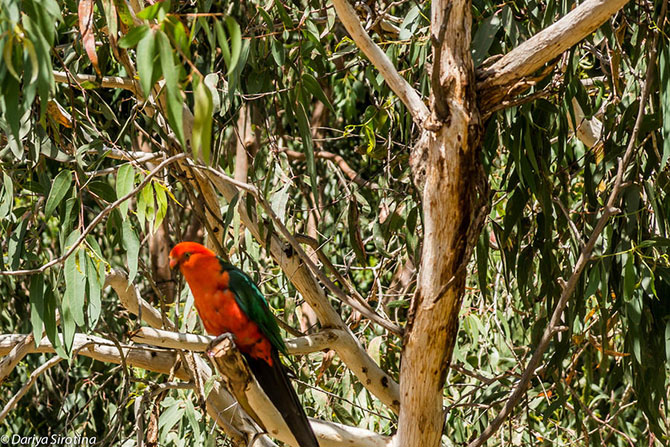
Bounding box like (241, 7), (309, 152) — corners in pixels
(397, 1), (484, 446)
(477, 0), (630, 111)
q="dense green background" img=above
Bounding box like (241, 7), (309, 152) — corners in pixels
(0, 0), (668, 445)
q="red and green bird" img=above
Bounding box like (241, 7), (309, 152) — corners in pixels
(169, 241), (319, 447)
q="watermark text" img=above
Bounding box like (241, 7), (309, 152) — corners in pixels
(0, 434), (96, 446)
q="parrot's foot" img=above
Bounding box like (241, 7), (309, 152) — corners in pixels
(206, 332), (236, 357)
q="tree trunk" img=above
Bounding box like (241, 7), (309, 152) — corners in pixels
(396, 1), (482, 446)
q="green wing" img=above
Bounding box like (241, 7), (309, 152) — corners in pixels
(219, 259), (288, 355)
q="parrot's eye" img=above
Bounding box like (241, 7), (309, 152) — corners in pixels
(183, 252), (191, 261)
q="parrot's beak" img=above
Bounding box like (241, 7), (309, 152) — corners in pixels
(169, 257), (177, 269)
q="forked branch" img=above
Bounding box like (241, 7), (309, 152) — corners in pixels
(477, 0), (630, 110)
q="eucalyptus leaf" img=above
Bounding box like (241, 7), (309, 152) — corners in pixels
(193, 80), (214, 164)
(116, 164), (135, 219)
(45, 170), (72, 218)
(122, 219), (140, 282)
(29, 274), (44, 345)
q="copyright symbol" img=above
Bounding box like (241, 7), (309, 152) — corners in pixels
(1, 435), (9, 444)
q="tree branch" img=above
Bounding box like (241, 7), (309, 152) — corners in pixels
(0, 332), (36, 383)
(281, 149), (370, 188)
(132, 327), (343, 355)
(200, 165), (402, 336)
(396, 0), (483, 446)
(53, 70), (136, 91)
(331, 0), (430, 126)
(0, 333), (191, 380)
(477, 0), (630, 110)
(207, 336), (394, 447)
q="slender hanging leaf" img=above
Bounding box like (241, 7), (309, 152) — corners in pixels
(137, 30), (158, 97)
(8, 219), (28, 270)
(157, 30), (185, 146)
(302, 72), (334, 113)
(38, 284), (59, 350)
(225, 16), (241, 75)
(64, 231), (86, 327)
(78, 0), (100, 75)
(116, 164), (135, 219)
(141, 182), (155, 229)
(348, 199), (366, 265)
(86, 252), (102, 329)
(660, 44), (670, 169)
(0, 172), (13, 218)
(193, 79), (213, 164)
(295, 102), (318, 207)
(118, 24), (149, 48)
(29, 274), (45, 346)
(153, 182), (168, 232)
(45, 170), (72, 218)
(136, 0), (168, 20)
(122, 219), (140, 282)
(472, 13), (501, 66)
(214, 20), (231, 69)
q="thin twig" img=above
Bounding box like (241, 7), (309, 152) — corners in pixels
(0, 355), (63, 423)
(135, 380), (195, 447)
(281, 149), (372, 188)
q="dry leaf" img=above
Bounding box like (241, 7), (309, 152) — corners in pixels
(47, 100), (73, 128)
(79, 0), (100, 76)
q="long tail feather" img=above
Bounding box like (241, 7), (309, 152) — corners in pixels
(245, 350), (319, 447)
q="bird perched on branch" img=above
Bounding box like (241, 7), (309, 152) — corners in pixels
(169, 241), (319, 447)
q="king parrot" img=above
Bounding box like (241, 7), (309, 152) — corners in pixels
(169, 241), (319, 447)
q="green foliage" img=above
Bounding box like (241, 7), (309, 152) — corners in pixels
(0, 0), (667, 446)
(0, 0), (60, 158)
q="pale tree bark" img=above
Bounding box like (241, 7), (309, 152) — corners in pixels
(132, 326), (345, 356)
(331, 1), (484, 446)
(477, 0), (631, 112)
(396, 0), (483, 446)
